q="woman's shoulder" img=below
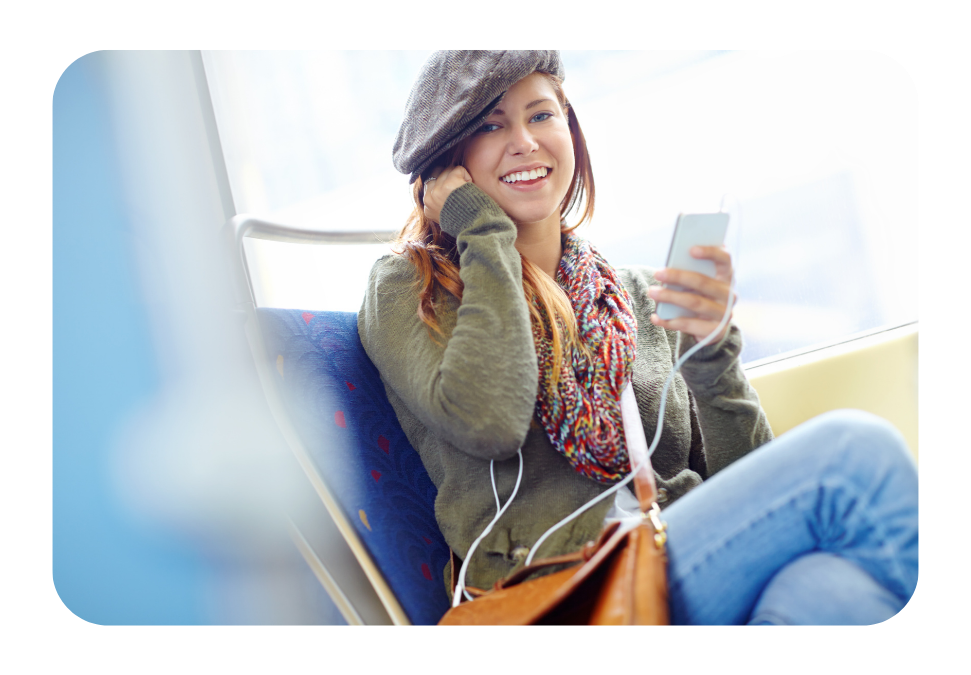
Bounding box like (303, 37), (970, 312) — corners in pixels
(361, 252), (420, 318)
(359, 252), (422, 351)
(366, 252), (426, 299)
(369, 250), (415, 277)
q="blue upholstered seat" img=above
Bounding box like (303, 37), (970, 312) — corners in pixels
(256, 308), (451, 625)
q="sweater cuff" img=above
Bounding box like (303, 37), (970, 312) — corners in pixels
(677, 323), (744, 395)
(678, 322), (742, 362)
(439, 182), (509, 238)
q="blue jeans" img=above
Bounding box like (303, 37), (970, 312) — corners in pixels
(663, 409), (918, 625)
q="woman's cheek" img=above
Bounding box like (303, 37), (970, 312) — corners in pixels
(470, 173), (502, 205)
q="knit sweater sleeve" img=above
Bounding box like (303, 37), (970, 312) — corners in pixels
(677, 326), (774, 475)
(358, 182), (538, 461)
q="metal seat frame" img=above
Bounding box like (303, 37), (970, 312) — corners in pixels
(225, 214), (407, 625)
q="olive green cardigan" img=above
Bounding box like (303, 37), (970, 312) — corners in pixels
(359, 183), (773, 593)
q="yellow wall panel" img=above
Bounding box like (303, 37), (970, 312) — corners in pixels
(745, 324), (918, 462)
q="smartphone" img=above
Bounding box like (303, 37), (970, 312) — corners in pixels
(655, 212), (730, 321)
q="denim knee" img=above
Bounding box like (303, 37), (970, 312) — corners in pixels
(747, 551), (906, 625)
(765, 410), (919, 603)
(803, 409), (914, 472)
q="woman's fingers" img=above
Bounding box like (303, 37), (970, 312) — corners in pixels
(654, 268), (729, 303)
(650, 246), (737, 342)
(422, 165), (473, 224)
(421, 169), (444, 223)
(647, 284), (734, 322)
(691, 245), (734, 282)
(690, 246), (732, 275)
(650, 312), (732, 343)
(453, 166), (473, 184)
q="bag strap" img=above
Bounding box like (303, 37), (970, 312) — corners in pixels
(620, 381), (657, 512)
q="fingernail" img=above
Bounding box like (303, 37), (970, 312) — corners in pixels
(690, 246), (702, 256)
(654, 269), (666, 281)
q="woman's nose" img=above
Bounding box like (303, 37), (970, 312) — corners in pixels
(507, 123), (539, 155)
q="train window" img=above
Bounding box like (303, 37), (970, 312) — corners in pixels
(203, 50), (435, 312)
(204, 51), (916, 363)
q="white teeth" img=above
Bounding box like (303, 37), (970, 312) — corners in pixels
(502, 167), (548, 183)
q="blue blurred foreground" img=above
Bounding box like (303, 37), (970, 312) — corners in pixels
(53, 51), (343, 624)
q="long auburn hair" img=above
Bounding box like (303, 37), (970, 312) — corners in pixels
(395, 73), (596, 387)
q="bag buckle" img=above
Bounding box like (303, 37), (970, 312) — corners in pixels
(644, 501), (668, 549)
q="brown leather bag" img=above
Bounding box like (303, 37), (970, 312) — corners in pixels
(438, 449), (669, 625)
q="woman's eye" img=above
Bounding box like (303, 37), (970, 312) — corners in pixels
(477, 113), (550, 134)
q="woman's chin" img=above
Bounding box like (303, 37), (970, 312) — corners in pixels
(494, 201), (562, 228)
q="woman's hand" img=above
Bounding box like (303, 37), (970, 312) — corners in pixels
(648, 246), (737, 344)
(422, 165), (473, 225)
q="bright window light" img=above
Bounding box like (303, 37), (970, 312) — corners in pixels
(205, 51), (917, 363)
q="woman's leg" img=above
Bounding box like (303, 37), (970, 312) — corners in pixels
(662, 409), (918, 625)
(746, 552), (905, 625)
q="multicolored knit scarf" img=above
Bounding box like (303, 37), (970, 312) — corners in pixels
(533, 233), (638, 484)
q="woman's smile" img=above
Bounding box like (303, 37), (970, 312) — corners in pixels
(500, 165), (551, 190)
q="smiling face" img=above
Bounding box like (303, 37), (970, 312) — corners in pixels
(461, 72), (576, 232)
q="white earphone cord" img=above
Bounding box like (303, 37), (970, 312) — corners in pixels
(454, 195), (742, 599)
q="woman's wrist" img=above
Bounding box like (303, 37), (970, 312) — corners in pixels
(439, 182), (511, 239)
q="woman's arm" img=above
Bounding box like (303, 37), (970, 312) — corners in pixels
(643, 246), (773, 474)
(622, 266), (772, 478)
(359, 182), (538, 461)
(677, 326), (774, 476)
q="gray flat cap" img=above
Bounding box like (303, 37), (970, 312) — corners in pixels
(393, 50), (565, 183)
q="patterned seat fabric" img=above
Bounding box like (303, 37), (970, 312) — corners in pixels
(257, 309), (450, 625)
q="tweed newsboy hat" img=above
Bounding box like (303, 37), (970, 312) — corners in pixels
(393, 50), (565, 183)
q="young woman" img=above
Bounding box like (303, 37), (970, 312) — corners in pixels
(359, 51), (917, 624)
